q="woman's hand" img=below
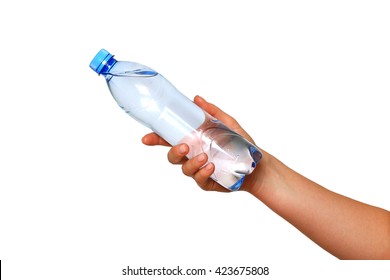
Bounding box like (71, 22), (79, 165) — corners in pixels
(141, 95), (261, 192)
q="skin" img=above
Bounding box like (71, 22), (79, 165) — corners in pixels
(142, 95), (390, 260)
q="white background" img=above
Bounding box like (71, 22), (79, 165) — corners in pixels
(1, 0), (389, 279)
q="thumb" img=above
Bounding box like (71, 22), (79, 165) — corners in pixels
(194, 95), (253, 142)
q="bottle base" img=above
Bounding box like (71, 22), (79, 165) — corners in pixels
(227, 176), (246, 191)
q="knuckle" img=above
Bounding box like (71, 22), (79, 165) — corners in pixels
(181, 163), (191, 176)
(167, 147), (180, 164)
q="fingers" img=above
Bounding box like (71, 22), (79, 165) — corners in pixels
(192, 162), (215, 186)
(194, 95), (227, 119)
(180, 154), (224, 192)
(167, 143), (189, 164)
(194, 95), (240, 129)
(168, 146), (216, 188)
(181, 153), (208, 176)
(142, 132), (170, 147)
(141, 97), (253, 193)
(194, 95), (253, 143)
(179, 153), (228, 192)
(147, 139), (228, 192)
(191, 160), (229, 192)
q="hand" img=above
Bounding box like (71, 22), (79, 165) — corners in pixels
(144, 96), (390, 260)
(142, 95), (262, 192)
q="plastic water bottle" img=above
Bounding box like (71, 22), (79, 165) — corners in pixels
(89, 49), (262, 191)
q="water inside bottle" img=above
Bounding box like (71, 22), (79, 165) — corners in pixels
(182, 115), (262, 191)
(103, 63), (261, 190)
(105, 67), (207, 145)
(103, 69), (158, 78)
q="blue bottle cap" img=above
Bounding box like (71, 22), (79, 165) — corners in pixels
(89, 49), (114, 75)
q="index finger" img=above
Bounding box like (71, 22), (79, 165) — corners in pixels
(142, 132), (171, 147)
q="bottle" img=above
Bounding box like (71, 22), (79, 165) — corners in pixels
(89, 49), (262, 191)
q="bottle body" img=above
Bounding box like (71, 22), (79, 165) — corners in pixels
(105, 60), (205, 146)
(181, 114), (262, 190)
(90, 50), (262, 191)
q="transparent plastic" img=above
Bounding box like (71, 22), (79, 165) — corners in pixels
(90, 49), (262, 191)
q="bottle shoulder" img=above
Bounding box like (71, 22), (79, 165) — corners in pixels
(107, 61), (157, 77)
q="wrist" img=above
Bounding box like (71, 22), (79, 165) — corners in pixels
(240, 150), (276, 197)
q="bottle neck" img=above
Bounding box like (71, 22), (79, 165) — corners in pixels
(100, 56), (117, 76)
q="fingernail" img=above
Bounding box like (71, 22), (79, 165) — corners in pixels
(205, 163), (213, 171)
(179, 144), (187, 154)
(196, 95), (205, 102)
(197, 153), (206, 162)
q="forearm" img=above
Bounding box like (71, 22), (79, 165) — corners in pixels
(247, 152), (390, 259)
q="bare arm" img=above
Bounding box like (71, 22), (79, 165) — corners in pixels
(251, 151), (390, 259)
(142, 95), (390, 260)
